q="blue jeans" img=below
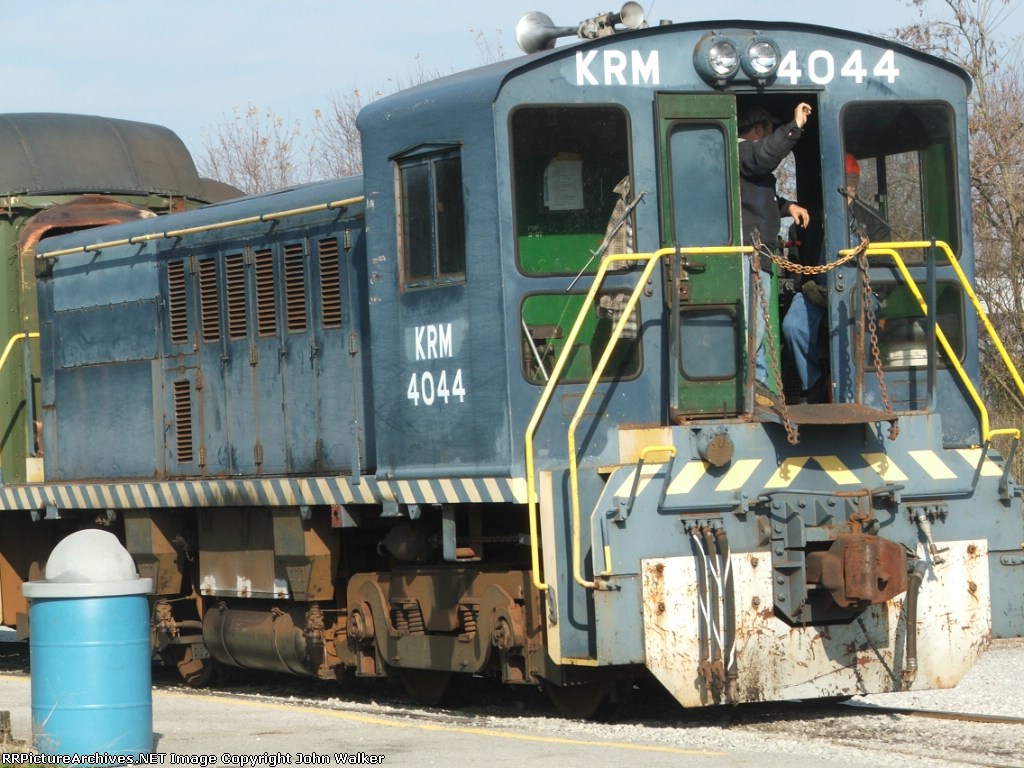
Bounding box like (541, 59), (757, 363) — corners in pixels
(782, 292), (826, 391)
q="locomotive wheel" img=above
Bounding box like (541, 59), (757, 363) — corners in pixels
(541, 677), (615, 720)
(398, 668), (453, 707)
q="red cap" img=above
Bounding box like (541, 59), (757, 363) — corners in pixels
(845, 153), (861, 176)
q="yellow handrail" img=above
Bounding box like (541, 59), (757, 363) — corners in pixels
(0, 332), (39, 373)
(568, 246), (753, 589)
(523, 244), (752, 593)
(566, 252), (662, 589)
(597, 444), (678, 576)
(523, 254), (642, 591)
(856, 241), (1022, 442)
(524, 249), (666, 591)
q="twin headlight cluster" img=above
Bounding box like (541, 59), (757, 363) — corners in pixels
(693, 33), (781, 86)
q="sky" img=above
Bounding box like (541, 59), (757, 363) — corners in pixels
(5, 1), (1022, 161)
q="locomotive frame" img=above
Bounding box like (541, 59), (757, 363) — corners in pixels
(1, 8), (1022, 716)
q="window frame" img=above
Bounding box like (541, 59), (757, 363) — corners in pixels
(840, 100), (960, 258)
(518, 290), (643, 385)
(867, 279), (966, 370)
(394, 143), (467, 291)
(509, 104), (633, 277)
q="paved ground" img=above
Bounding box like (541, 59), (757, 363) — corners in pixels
(0, 671), (751, 768)
(2, 637), (1023, 768)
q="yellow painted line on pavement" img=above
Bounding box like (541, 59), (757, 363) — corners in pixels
(157, 690), (727, 758)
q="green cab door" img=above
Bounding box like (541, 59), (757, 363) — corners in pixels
(657, 93), (746, 417)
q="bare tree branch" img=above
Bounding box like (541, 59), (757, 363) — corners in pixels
(196, 103), (309, 195)
(894, 0), (1024, 475)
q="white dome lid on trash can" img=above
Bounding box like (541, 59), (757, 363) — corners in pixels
(22, 529), (153, 598)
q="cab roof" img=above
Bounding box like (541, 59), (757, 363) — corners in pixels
(358, 18), (971, 130)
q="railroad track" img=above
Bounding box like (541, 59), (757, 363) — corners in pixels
(841, 701), (1024, 726)
(157, 669), (1024, 728)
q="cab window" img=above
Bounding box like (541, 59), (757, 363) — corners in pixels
(842, 102), (959, 258)
(511, 106), (631, 275)
(870, 281), (965, 370)
(667, 122), (732, 247)
(396, 145), (466, 290)
(520, 291), (641, 384)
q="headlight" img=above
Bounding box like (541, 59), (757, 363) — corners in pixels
(693, 35), (740, 85)
(709, 40), (740, 76)
(741, 36), (781, 82)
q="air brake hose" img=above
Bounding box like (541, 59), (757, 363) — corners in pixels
(903, 559), (927, 686)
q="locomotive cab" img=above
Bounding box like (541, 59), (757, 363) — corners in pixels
(357, 13), (979, 472)
(355, 8), (1018, 707)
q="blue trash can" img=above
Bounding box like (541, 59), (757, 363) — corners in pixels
(22, 529), (153, 760)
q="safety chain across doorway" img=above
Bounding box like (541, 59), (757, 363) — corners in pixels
(750, 235), (898, 443)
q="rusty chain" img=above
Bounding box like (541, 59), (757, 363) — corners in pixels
(760, 239), (862, 276)
(750, 242), (799, 445)
(751, 234), (899, 442)
(857, 245), (900, 440)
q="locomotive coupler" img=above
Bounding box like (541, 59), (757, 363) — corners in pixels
(804, 534), (908, 609)
(768, 490), (907, 622)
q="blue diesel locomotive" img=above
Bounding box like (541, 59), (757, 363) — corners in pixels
(1, 7), (1022, 715)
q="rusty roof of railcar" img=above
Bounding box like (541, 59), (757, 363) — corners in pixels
(0, 113), (209, 199)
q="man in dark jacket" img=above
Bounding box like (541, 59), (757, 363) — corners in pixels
(738, 103), (812, 246)
(738, 102), (812, 399)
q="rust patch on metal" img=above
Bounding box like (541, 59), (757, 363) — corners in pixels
(19, 194), (157, 256)
(783, 402), (897, 425)
(805, 533), (908, 608)
(346, 569), (543, 681)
